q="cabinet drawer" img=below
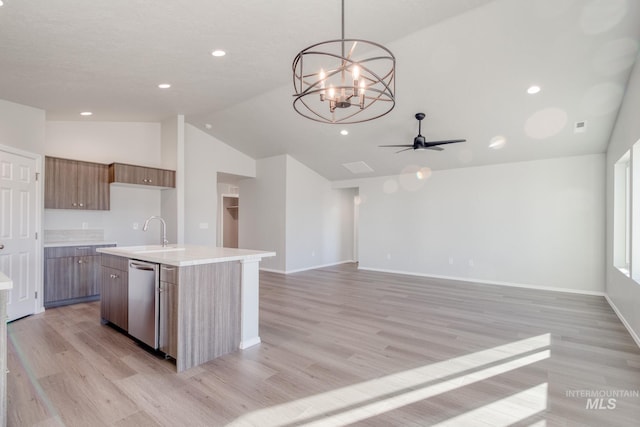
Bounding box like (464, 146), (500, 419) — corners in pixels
(101, 254), (129, 271)
(160, 265), (179, 284)
(45, 244), (115, 258)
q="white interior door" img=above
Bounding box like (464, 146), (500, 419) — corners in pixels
(0, 148), (38, 321)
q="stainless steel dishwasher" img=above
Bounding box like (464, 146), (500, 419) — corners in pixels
(128, 260), (159, 349)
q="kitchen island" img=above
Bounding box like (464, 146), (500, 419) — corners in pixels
(96, 245), (275, 372)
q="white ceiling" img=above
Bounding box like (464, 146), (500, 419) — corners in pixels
(1, 0), (639, 180)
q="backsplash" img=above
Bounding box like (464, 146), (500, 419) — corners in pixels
(44, 229), (105, 243)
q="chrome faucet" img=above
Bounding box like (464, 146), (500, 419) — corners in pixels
(142, 215), (168, 247)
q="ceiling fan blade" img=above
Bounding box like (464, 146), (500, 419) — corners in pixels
(379, 144), (414, 148)
(423, 139), (466, 147)
(424, 146), (444, 151)
(396, 147), (414, 154)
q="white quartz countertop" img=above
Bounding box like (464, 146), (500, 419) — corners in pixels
(0, 271), (13, 290)
(44, 241), (118, 248)
(96, 245), (276, 267)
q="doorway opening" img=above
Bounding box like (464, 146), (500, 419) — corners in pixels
(221, 195), (239, 248)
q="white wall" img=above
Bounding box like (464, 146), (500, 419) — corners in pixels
(341, 154), (605, 293)
(606, 57), (640, 344)
(44, 121), (164, 246)
(45, 121), (161, 166)
(183, 123), (255, 245)
(0, 99), (46, 155)
(240, 154), (355, 273)
(285, 156), (355, 272)
(239, 155), (287, 272)
(160, 116), (183, 244)
(43, 186), (162, 246)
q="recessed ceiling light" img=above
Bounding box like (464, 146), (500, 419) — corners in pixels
(80, 111), (93, 116)
(340, 129), (349, 136)
(158, 83), (171, 89)
(489, 135), (506, 149)
(527, 85), (541, 94)
(416, 167), (432, 180)
(211, 50), (226, 57)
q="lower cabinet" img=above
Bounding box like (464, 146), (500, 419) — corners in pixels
(44, 244), (114, 308)
(159, 264), (178, 359)
(100, 254), (128, 331)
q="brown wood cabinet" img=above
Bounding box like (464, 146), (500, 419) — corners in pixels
(159, 265), (179, 359)
(100, 254), (129, 331)
(175, 262), (240, 372)
(45, 156), (110, 210)
(44, 244), (114, 308)
(109, 162), (175, 188)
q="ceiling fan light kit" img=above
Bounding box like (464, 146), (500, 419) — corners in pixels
(292, 0), (396, 124)
(379, 113), (466, 153)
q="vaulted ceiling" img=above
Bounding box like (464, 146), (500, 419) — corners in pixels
(1, 0), (639, 180)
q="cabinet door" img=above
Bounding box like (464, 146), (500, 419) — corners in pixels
(77, 161), (109, 210)
(109, 163), (175, 188)
(159, 280), (178, 359)
(138, 167), (160, 186)
(156, 169), (175, 188)
(110, 163), (157, 186)
(44, 157), (78, 209)
(101, 266), (128, 330)
(44, 257), (74, 303)
(72, 255), (101, 299)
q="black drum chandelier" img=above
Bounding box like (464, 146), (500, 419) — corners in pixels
(292, 0), (396, 124)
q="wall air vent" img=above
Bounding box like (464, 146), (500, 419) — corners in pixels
(342, 161), (374, 174)
(574, 121), (587, 133)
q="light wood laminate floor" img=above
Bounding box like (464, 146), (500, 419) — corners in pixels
(7, 264), (640, 426)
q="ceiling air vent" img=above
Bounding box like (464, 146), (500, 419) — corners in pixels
(574, 121), (587, 133)
(342, 161), (374, 174)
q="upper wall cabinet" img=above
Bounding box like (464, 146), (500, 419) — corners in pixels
(45, 156), (110, 210)
(109, 163), (176, 189)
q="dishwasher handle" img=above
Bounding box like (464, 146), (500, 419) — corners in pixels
(129, 261), (156, 271)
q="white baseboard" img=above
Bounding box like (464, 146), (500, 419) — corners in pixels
(259, 267), (286, 274)
(358, 266), (606, 297)
(284, 260), (355, 274)
(604, 295), (640, 349)
(239, 336), (261, 349)
(261, 260), (355, 275)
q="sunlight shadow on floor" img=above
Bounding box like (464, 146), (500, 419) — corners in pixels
(228, 333), (551, 426)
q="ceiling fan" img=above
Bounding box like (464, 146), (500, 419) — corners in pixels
(379, 113), (466, 153)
